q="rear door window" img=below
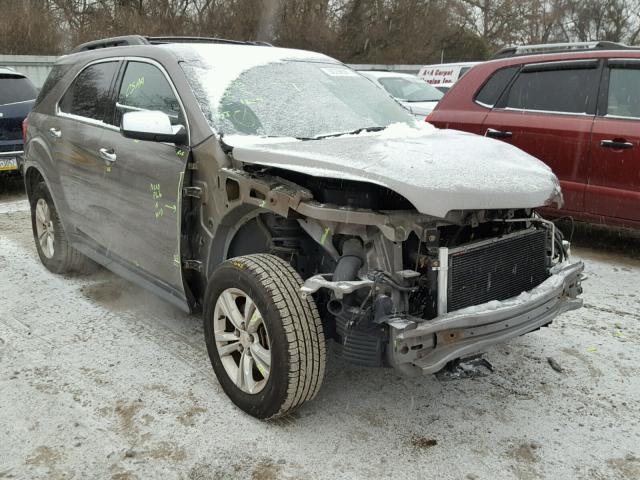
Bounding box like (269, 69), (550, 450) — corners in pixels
(503, 62), (599, 114)
(475, 66), (519, 107)
(606, 66), (640, 119)
(58, 61), (119, 122)
(115, 61), (181, 126)
(0, 75), (37, 104)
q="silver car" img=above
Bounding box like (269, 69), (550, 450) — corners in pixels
(23, 35), (583, 419)
(360, 70), (443, 117)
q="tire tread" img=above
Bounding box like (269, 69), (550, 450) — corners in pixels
(230, 254), (326, 418)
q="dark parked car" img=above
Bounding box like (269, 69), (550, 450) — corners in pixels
(23, 36), (583, 419)
(0, 67), (37, 174)
(427, 42), (640, 229)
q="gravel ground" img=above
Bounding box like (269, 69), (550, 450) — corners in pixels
(1, 180), (639, 480)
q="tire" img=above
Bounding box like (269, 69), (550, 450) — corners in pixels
(30, 182), (92, 274)
(203, 254), (326, 419)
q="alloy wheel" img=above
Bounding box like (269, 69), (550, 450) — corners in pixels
(35, 198), (55, 259)
(213, 288), (271, 394)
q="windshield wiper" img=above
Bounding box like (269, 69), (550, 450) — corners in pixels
(297, 126), (386, 141)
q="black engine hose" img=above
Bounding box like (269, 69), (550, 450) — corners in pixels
(333, 238), (365, 282)
(328, 238), (365, 316)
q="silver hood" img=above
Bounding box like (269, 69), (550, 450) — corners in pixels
(227, 126), (562, 218)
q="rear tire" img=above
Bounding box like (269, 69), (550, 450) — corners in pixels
(30, 182), (92, 274)
(203, 254), (326, 419)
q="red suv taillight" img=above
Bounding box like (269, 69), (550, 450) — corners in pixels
(22, 117), (28, 144)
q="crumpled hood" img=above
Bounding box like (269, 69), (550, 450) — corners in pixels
(227, 125), (562, 218)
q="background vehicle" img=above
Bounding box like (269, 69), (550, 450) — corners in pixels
(418, 61), (481, 92)
(23, 35), (582, 419)
(359, 70), (443, 117)
(0, 67), (37, 174)
(427, 42), (640, 229)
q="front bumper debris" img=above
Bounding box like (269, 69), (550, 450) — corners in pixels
(386, 260), (585, 375)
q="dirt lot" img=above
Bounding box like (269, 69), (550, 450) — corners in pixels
(1, 179), (639, 480)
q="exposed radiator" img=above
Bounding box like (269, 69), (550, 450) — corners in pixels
(446, 229), (550, 313)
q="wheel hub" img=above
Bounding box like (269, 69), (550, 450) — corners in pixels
(240, 331), (252, 348)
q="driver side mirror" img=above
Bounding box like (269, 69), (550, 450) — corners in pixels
(121, 110), (187, 144)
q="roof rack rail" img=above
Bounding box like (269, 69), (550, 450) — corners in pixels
(69, 35), (150, 54)
(69, 35), (273, 54)
(147, 36), (272, 47)
(491, 41), (639, 59)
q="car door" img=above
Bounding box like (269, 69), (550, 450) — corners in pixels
(98, 59), (191, 308)
(482, 60), (600, 214)
(53, 60), (121, 243)
(585, 59), (640, 223)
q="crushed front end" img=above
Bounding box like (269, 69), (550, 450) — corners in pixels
(210, 165), (583, 376)
(300, 209), (584, 375)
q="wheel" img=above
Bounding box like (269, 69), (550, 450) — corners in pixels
(203, 254), (326, 419)
(30, 182), (92, 274)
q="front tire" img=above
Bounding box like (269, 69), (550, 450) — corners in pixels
(204, 254), (326, 419)
(30, 182), (91, 274)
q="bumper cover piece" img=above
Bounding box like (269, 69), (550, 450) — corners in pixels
(387, 260), (584, 375)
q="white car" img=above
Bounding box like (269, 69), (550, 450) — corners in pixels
(418, 61), (481, 93)
(359, 71), (443, 118)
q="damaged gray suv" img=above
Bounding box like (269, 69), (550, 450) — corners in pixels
(23, 36), (584, 419)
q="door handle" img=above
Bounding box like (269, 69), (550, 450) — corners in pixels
(600, 139), (633, 150)
(48, 127), (62, 139)
(98, 148), (117, 164)
(485, 128), (513, 139)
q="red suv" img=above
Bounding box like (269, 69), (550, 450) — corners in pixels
(428, 43), (640, 229)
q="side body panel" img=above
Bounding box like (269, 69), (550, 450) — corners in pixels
(99, 126), (191, 304)
(51, 115), (112, 242)
(587, 116), (640, 222)
(482, 110), (594, 213)
(23, 48), (207, 311)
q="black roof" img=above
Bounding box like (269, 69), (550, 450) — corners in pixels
(69, 35), (272, 54)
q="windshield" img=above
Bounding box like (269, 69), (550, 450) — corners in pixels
(0, 75), (37, 104)
(183, 60), (415, 139)
(378, 77), (443, 102)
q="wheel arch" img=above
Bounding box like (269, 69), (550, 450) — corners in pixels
(24, 165), (45, 199)
(205, 205), (266, 279)
(205, 206), (317, 281)
(206, 205), (278, 275)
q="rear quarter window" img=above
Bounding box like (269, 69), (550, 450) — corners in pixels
(606, 67), (640, 119)
(475, 66), (519, 107)
(35, 64), (72, 108)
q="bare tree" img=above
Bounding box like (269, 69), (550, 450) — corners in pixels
(2, 0), (640, 62)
